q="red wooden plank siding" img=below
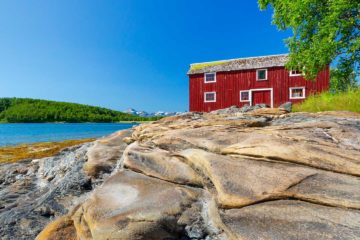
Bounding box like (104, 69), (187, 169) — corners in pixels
(252, 90), (271, 106)
(189, 66), (329, 112)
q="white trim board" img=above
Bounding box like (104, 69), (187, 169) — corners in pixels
(249, 88), (274, 108)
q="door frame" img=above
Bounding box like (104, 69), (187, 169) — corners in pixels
(249, 88), (274, 108)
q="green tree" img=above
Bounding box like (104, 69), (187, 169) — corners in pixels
(330, 65), (358, 92)
(0, 98), (162, 123)
(258, 0), (359, 81)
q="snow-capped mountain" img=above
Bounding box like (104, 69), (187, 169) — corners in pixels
(124, 108), (183, 117)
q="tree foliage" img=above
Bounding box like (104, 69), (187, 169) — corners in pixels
(258, 0), (359, 81)
(0, 98), (161, 123)
(330, 66), (358, 92)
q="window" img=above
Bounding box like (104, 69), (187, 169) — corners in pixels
(204, 92), (216, 102)
(204, 72), (216, 83)
(289, 70), (302, 77)
(240, 90), (250, 102)
(289, 87), (305, 99)
(256, 69), (268, 81)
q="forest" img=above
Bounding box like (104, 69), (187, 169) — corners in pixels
(0, 98), (161, 123)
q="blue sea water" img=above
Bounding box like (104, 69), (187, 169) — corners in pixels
(0, 123), (136, 146)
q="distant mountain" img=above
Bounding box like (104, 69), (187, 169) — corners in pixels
(124, 108), (184, 117)
(0, 98), (162, 123)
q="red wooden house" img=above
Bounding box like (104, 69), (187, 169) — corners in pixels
(188, 54), (329, 112)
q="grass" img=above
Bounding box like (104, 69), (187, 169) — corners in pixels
(293, 88), (360, 113)
(0, 138), (95, 164)
(190, 60), (229, 71)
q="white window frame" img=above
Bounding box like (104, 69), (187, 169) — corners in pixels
(240, 90), (250, 102)
(204, 91), (216, 103)
(204, 72), (216, 83)
(289, 70), (302, 77)
(289, 87), (306, 99)
(256, 69), (268, 81)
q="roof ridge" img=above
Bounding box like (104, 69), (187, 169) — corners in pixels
(190, 53), (289, 66)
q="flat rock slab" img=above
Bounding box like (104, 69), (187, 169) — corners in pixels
(221, 126), (360, 176)
(287, 171), (360, 209)
(180, 149), (314, 208)
(124, 142), (203, 186)
(221, 200), (360, 240)
(180, 149), (360, 209)
(147, 119), (360, 176)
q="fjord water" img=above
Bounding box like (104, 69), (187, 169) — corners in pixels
(0, 123), (136, 146)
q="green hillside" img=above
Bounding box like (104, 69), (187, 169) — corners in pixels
(0, 98), (161, 123)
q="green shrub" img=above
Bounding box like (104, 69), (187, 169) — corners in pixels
(293, 88), (360, 113)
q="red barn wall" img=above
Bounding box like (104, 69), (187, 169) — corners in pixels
(189, 66), (329, 112)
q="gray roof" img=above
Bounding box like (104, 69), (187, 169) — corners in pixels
(188, 54), (289, 75)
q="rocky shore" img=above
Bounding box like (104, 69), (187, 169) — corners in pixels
(1, 107), (360, 240)
(0, 139), (94, 164)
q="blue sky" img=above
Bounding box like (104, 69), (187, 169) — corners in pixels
(0, 1), (290, 112)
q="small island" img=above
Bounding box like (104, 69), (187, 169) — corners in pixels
(0, 98), (161, 123)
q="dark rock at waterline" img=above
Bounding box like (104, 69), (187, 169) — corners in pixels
(0, 144), (95, 240)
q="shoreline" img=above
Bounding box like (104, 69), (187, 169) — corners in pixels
(0, 121), (148, 124)
(0, 138), (95, 164)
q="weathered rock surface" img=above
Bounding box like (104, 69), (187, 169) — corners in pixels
(181, 149), (360, 209)
(84, 129), (132, 177)
(74, 170), (202, 240)
(124, 142), (203, 186)
(222, 200), (360, 240)
(0, 144), (94, 240)
(279, 101), (292, 112)
(2, 108), (360, 240)
(210, 104), (269, 115)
